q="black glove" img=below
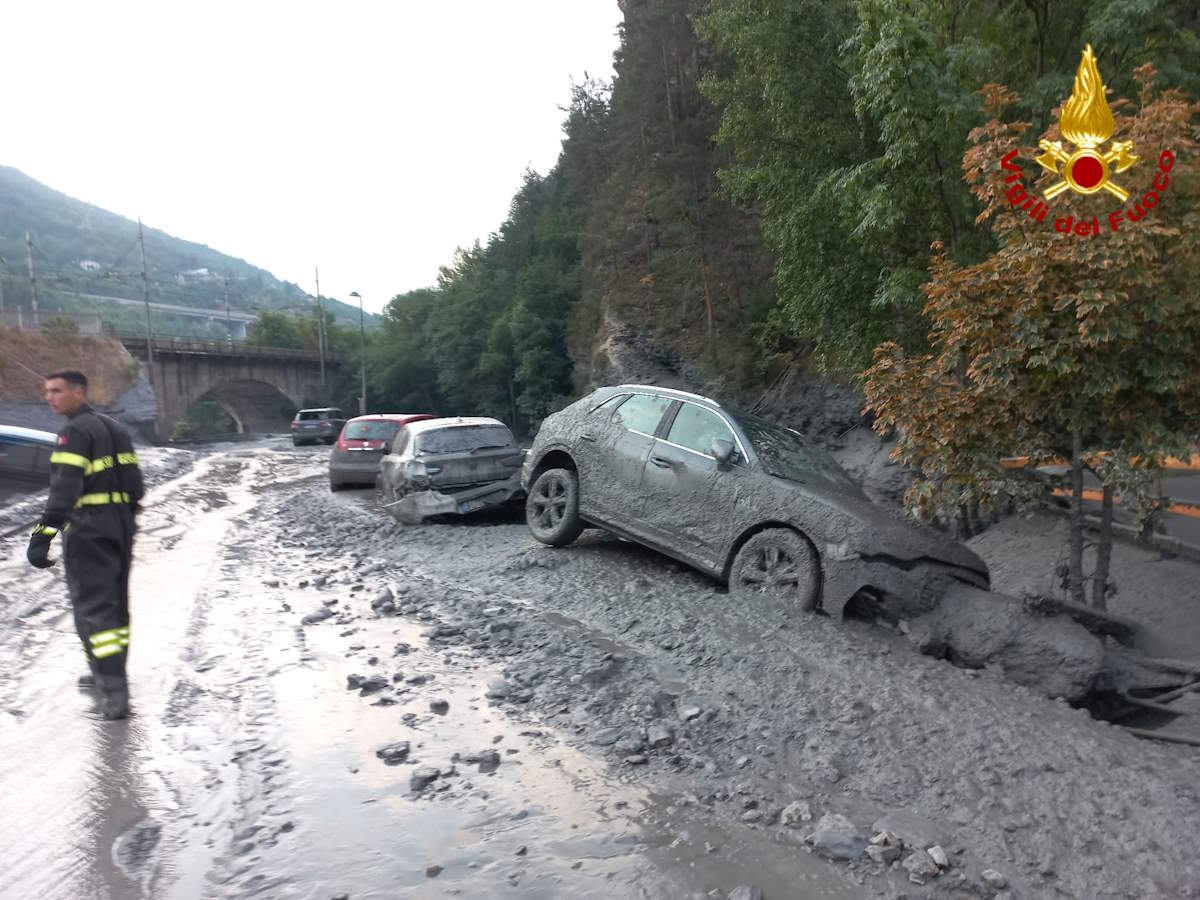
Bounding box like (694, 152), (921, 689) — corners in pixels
(27, 524), (57, 569)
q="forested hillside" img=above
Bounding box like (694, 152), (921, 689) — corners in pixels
(370, 0), (1198, 434)
(0, 166), (366, 335)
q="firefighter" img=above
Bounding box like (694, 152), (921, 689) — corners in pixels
(26, 369), (144, 720)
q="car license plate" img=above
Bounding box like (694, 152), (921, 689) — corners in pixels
(459, 500), (484, 513)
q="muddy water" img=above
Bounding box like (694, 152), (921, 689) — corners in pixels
(0, 443), (859, 900)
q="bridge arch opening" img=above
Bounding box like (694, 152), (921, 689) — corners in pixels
(175, 379), (298, 439)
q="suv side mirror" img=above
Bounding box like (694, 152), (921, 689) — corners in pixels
(711, 437), (735, 465)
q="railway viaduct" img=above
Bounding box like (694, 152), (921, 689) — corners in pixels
(120, 336), (335, 441)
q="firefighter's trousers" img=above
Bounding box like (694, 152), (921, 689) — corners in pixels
(63, 507), (135, 687)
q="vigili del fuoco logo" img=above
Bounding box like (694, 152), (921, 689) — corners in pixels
(1000, 44), (1174, 236)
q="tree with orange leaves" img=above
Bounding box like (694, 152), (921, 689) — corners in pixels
(864, 63), (1200, 609)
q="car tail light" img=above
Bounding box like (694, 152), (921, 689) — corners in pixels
(336, 431), (348, 451)
(290, 421), (299, 430)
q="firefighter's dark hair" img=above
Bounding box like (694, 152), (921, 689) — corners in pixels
(46, 369), (88, 391)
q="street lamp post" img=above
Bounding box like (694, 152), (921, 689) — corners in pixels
(350, 291), (367, 415)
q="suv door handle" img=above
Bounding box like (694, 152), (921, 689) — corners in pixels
(649, 455), (673, 468)
(580, 431), (597, 442)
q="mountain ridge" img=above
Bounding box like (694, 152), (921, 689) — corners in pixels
(0, 164), (370, 336)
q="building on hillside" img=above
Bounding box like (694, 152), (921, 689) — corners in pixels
(78, 260), (101, 272)
(176, 267), (219, 284)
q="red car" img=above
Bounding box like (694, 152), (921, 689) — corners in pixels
(328, 413), (437, 491)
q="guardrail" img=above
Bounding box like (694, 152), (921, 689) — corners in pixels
(115, 332), (329, 362)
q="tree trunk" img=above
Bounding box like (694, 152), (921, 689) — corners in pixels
(1068, 428), (1087, 605)
(1092, 484), (1114, 610)
(699, 253), (715, 361)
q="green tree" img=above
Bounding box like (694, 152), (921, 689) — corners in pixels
(863, 71), (1200, 609)
(246, 309), (306, 349)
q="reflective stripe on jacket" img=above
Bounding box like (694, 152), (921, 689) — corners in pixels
(41, 405), (145, 529)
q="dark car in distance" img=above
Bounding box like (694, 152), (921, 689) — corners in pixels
(329, 413), (437, 491)
(522, 385), (989, 620)
(291, 407), (347, 446)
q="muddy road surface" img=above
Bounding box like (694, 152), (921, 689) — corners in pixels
(1, 441), (1198, 899)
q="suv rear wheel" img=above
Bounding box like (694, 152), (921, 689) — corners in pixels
(526, 468), (583, 547)
(729, 528), (820, 611)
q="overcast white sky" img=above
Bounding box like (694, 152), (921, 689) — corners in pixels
(2, 2), (622, 313)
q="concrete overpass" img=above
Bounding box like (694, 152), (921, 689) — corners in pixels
(82, 293), (257, 339)
(119, 335), (334, 441)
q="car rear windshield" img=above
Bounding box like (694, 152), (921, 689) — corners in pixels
(298, 410), (338, 421)
(736, 413), (862, 494)
(344, 421), (399, 440)
(415, 425), (514, 455)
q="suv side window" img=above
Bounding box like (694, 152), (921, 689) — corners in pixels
(667, 403), (737, 458)
(611, 393), (672, 436)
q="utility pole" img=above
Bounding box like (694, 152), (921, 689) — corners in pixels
(25, 231), (39, 327)
(350, 290), (366, 415)
(0, 255), (6, 315)
(138, 218), (153, 363)
(314, 266), (326, 386)
(223, 273), (233, 340)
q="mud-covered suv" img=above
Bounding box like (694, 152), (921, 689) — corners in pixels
(522, 385), (989, 620)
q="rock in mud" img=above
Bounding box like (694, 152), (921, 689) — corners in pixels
(807, 812), (867, 860)
(393, 642), (412, 656)
(727, 886), (765, 900)
(910, 586), (1104, 702)
(981, 869), (1008, 889)
(591, 727), (622, 746)
(902, 849), (941, 884)
(376, 741), (411, 764)
(472, 750), (501, 773)
(370, 588), (394, 610)
(485, 676), (511, 699)
(928, 845), (949, 868)
(780, 800), (813, 828)
(357, 675), (390, 695)
(425, 864), (442, 878)
(866, 843), (902, 865)
(301, 607), (333, 625)
(647, 724), (673, 748)
(871, 810), (945, 851)
(410, 767), (441, 792)
(429, 698), (449, 714)
(679, 705), (702, 722)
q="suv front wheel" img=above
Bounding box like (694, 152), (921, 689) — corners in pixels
(729, 528), (820, 611)
(526, 468), (583, 547)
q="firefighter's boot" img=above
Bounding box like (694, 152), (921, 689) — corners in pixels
(96, 676), (129, 720)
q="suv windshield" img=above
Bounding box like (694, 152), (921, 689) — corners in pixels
(416, 425), (514, 455)
(345, 421), (399, 440)
(736, 413), (862, 494)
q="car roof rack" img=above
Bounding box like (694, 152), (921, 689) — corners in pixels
(615, 384), (722, 407)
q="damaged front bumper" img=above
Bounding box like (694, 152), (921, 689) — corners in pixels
(384, 471), (525, 525)
(822, 542), (990, 620)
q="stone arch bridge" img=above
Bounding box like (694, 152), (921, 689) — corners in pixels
(120, 336), (336, 441)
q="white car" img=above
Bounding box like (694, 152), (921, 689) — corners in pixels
(378, 417), (526, 523)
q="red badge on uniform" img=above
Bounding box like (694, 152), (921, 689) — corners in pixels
(58, 435), (67, 446)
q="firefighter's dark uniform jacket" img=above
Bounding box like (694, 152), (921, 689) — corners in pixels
(34, 404), (144, 680)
